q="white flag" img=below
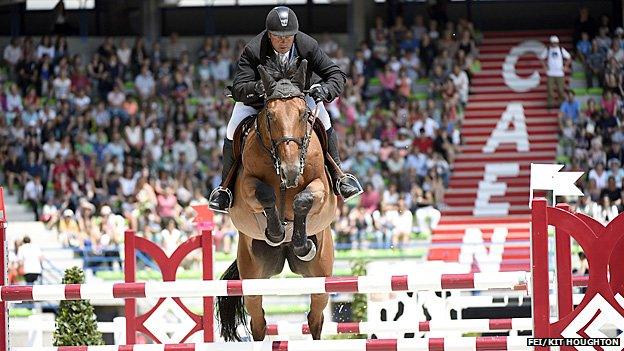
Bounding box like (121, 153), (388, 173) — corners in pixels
(529, 163), (584, 207)
(553, 171), (584, 200)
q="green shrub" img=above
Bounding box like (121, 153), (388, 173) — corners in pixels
(53, 267), (104, 346)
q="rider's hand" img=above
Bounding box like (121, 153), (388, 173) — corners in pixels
(254, 80), (265, 97)
(309, 83), (329, 103)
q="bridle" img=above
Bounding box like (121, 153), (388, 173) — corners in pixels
(255, 94), (318, 224)
(255, 94), (317, 188)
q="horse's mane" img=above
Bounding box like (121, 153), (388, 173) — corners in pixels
(263, 56), (299, 81)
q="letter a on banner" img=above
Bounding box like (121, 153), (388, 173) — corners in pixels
(482, 103), (529, 153)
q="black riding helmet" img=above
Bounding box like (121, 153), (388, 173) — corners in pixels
(266, 6), (299, 36)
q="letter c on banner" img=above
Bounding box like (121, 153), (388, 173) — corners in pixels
(502, 40), (546, 92)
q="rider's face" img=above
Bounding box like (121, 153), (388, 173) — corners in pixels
(269, 33), (295, 54)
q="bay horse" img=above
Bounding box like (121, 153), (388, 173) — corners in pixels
(216, 58), (337, 341)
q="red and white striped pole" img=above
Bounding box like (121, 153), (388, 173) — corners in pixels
(201, 228), (214, 342)
(265, 318), (533, 336)
(531, 198), (550, 351)
(0, 271), (529, 302)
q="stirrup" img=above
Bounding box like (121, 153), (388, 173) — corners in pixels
(208, 186), (233, 214)
(336, 173), (364, 201)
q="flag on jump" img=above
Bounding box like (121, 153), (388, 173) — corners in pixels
(529, 163), (584, 207)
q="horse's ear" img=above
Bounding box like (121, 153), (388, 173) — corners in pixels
(292, 59), (307, 91)
(258, 65), (276, 96)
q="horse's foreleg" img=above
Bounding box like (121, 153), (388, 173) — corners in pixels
(254, 180), (285, 246)
(291, 178), (325, 261)
(308, 293), (329, 340)
(243, 295), (266, 341)
(306, 228), (334, 340)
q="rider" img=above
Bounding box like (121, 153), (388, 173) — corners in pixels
(208, 6), (363, 213)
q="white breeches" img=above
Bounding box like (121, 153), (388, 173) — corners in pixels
(226, 96), (331, 140)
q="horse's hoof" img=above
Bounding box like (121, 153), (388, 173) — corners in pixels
(265, 235), (285, 247)
(296, 239), (317, 261)
(265, 225), (286, 247)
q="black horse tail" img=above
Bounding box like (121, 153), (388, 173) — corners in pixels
(216, 260), (247, 341)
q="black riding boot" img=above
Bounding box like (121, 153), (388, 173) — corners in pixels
(208, 138), (236, 213)
(326, 127), (363, 201)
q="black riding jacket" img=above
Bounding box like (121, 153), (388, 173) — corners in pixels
(231, 30), (346, 109)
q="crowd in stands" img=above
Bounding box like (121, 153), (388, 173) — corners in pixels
(559, 8), (624, 225)
(328, 14), (476, 249)
(0, 12), (476, 264)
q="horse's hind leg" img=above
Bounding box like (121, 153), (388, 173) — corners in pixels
(291, 178), (326, 261)
(253, 179), (285, 246)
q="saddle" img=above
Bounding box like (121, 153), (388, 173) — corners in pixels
(223, 113), (330, 190)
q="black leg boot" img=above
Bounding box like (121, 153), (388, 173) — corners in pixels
(208, 138), (236, 213)
(326, 127), (364, 201)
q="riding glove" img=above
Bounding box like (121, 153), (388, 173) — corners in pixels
(254, 80), (265, 97)
(309, 83), (329, 103)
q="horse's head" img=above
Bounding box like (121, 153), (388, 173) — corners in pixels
(257, 59), (311, 188)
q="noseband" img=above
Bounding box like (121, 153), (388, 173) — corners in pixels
(255, 97), (316, 188)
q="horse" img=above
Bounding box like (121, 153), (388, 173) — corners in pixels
(216, 58), (337, 342)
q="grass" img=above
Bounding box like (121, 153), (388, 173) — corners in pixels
(190, 304), (310, 316)
(416, 78), (430, 85)
(9, 308), (33, 317)
(212, 248), (426, 263)
(409, 92), (428, 101)
(572, 87), (603, 96)
(7, 304), (308, 317)
(586, 87), (603, 95)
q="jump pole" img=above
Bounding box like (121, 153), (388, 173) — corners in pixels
(0, 271), (529, 302)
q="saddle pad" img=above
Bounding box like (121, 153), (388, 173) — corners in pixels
(232, 115), (256, 160)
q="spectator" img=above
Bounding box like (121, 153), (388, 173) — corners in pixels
(390, 198), (413, 250)
(17, 236), (42, 285)
(52, 69), (72, 100)
(600, 176), (621, 204)
(574, 7), (597, 44)
(450, 64), (469, 105)
(589, 162), (609, 189)
(596, 195), (619, 224)
(24, 174), (43, 221)
(413, 188), (441, 235)
(576, 32), (592, 63)
(540, 35), (571, 109)
(559, 90), (581, 123)
(116, 38), (132, 70)
(4, 37), (22, 78)
(135, 64), (155, 100)
(167, 33), (187, 62)
(36, 35), (55, 61)
(58, 209), (81, 247)
(161, 218), (183, 256)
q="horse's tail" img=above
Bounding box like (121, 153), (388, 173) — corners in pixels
(216, 259), (247, 341)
